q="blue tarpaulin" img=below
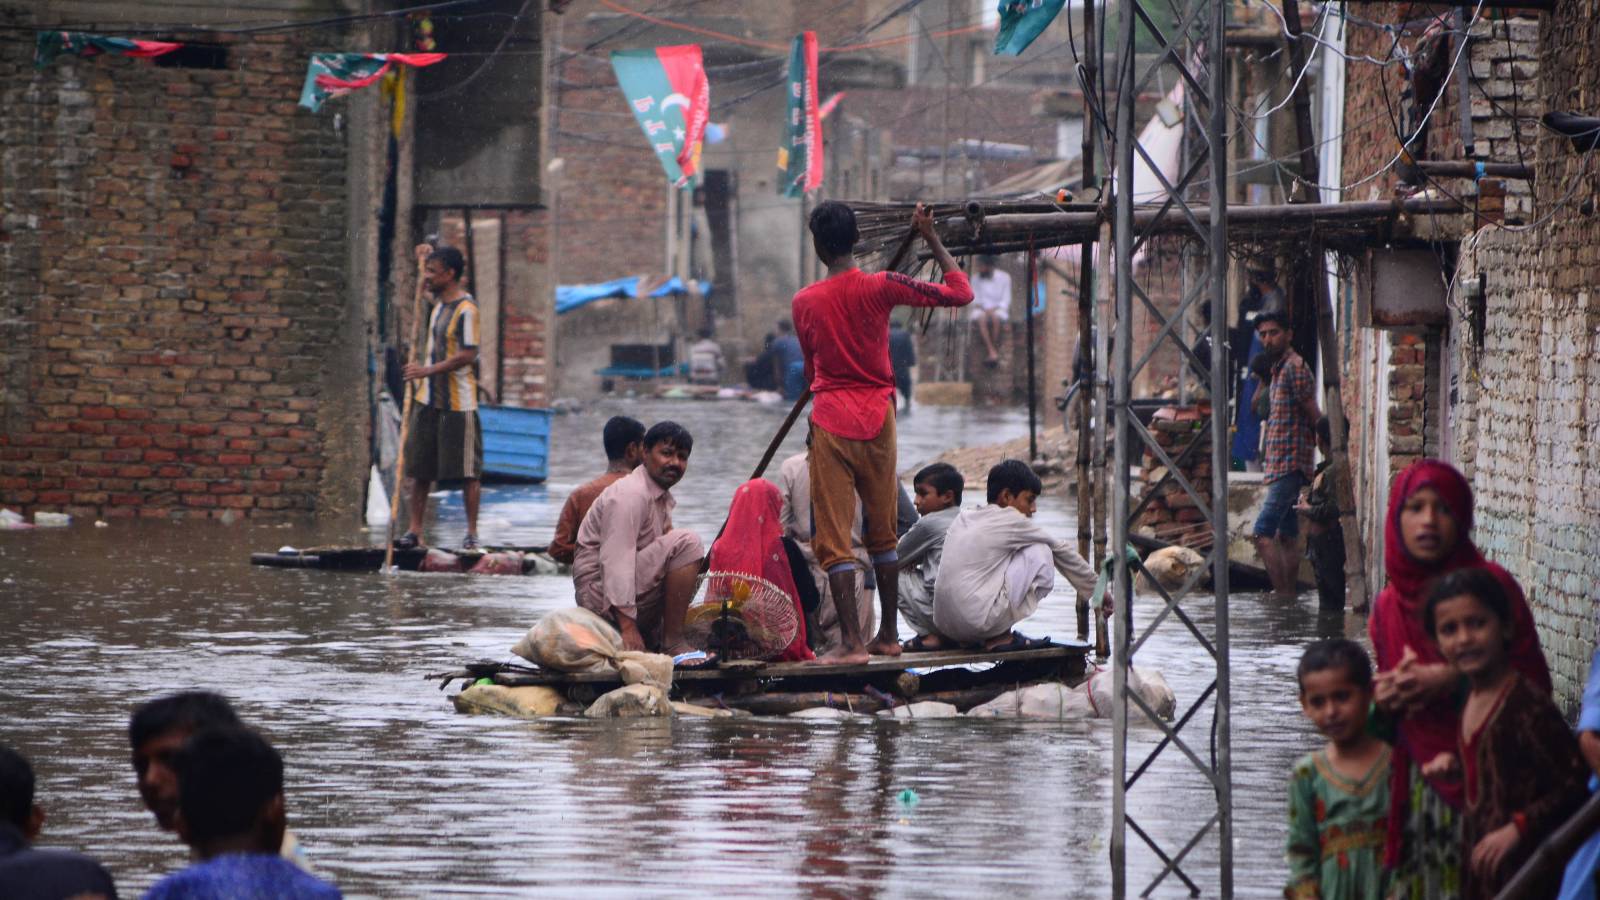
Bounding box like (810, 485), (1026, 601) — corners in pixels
(555, 276), (706, 315)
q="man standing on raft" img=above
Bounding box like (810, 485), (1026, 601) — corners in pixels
(792, 201), (973, 663)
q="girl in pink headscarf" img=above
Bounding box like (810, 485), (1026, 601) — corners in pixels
(707, 479), (813, 662)
(1369, 459), (1549, 897)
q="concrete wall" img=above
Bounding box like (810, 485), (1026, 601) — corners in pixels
(0, 3), (385, 520)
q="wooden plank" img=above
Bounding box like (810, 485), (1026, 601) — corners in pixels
(475, 642), (1090, 688)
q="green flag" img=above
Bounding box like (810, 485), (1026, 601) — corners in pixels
(610, 46), (710, 187)
(777, 32), (821, 198)
(995, 0), (1065, 56)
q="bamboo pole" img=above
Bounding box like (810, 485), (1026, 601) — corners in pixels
(1495, 791), (1600, 899)
(384, 255), (429, 573)
(1075, 0), (1099, 644)
(1281, 0), (1370, 611)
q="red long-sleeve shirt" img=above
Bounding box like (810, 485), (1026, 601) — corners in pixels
(792, 268), (973, 441)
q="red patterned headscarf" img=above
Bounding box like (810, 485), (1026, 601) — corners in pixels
(708, 479), (813, 662)
(1368, 459), (1549, 866)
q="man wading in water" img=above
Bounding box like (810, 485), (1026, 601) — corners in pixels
(792, 201), (973, 664)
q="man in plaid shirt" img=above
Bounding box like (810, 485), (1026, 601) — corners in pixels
(1252, 311), (1320, 599)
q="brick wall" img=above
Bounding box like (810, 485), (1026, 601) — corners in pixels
(0, 12), (379, 520)
(1448, 0), (1600, 703)
(1343, 1), (1600, 709)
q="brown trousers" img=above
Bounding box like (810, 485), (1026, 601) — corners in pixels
(808, 405), (898, 573)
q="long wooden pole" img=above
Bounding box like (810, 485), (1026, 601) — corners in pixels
(1281, 0), (1370, 610)
(1075, 0), (1099, 643)
(384, 257), (429, 572)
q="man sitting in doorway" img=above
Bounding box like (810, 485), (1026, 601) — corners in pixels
(931, 460), (1097, 650)
(1252, 311), (1320, 600)
(971, 254), (1012, 367)
(572, 422), (710, 663)
(547, 416), (645, 566)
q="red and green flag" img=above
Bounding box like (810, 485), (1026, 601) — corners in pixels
(298, 52), (447, 112)
(778, 32), (822, 198)
(995, 0), (1066, 56)
(34, 31), (181, 69)
(610, 45), (709, 187)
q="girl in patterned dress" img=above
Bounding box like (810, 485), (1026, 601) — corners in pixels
(1286, 638), (1391, 899)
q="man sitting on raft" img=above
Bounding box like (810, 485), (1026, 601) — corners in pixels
(572, 421), (712, 666)
(929, 460), (1098, 651)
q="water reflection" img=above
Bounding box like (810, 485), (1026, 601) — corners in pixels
(0, 399), (1328, 897)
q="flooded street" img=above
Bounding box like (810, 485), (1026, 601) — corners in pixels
(1, 399), (1359, 897)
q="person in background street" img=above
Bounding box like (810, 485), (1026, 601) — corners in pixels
(1284, 639), (1391, 900)
(399, 243), (484, 551)
(687, 327), (725, 386)
(970, 254), (1010, 367)
(129, 692), (314, 873)
(1420, 569), (1584, 900)
(792, 200), (973, 663)
(888, 318), (916, 412)
(931, 460), (1097, 651)
(0, 744), (118, 900)
(770, 319), (806, 400)
(1368, 460), (1550, 898)
(896, 462), (963, 651)
(745, 332), (779, 392)
(1557, 646), (1600, 899)
(1297, 417), (1346, 611)
(547, 416), (645, 566)
(572, 422), (711, 665)
(1252, 312), (1319, 599)
(144, 727), (340, 900)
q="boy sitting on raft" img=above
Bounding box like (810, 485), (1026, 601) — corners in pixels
(930, 460), (1098, 651)
(896, 462), (963, 651)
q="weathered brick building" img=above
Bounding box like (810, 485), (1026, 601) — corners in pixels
(0, 3), (389, 521)
(0, 1), (553, 521)
(1334, 1), (1600, 707)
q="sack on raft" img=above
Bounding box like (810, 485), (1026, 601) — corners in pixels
(419, 548), (464, 573)
(510, 607), (673, 690)
(966, 683), (1096, 719)
(584, 684), (672, 718)
(877, 701), (961, 720)
(468, 551), (524, 576)
(968, 666), (1177, 720)
(1136, 545), (1209, 594)
(452, 683), (565, 718)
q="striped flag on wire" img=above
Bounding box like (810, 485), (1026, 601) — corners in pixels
(298, 53), (447, 112)
(34, 31), (181, 69)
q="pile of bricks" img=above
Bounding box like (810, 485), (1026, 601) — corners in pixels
(1133, 405), (1215, 550)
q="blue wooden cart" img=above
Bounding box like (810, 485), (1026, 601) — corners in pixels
(477, 406), (552, 483)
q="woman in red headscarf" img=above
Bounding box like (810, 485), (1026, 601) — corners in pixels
(707, 479), (814, 662)
(1369, 459), (1550, 897)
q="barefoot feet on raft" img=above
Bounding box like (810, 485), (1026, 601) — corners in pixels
(865, 635), (903, 657)
(808, 646), (871, 666)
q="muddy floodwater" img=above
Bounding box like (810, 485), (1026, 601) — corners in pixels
(0, 399), (1361, 897)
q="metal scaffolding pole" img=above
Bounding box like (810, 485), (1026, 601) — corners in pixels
(1107, 0), (1232, 894)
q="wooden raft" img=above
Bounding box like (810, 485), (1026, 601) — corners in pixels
(430, 641), (1093, 715)
(251, 544), (548, 572)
